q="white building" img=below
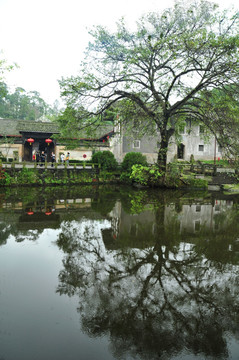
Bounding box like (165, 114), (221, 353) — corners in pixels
(110, 121), (223, 164)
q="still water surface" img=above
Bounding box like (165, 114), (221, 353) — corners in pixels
(1, 185), (239, 360)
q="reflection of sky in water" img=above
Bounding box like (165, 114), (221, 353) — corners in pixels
(0, 228), (114, 360)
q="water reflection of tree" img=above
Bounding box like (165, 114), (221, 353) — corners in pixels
(0, 223), (44, 244)
(56, 216), (239, 359)
(0, 211), (45, 245)
(0, 221), (12, 246)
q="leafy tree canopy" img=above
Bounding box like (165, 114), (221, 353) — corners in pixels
(59, 0), (239, 169)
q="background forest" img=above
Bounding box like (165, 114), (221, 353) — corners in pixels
(0, 81), (59, 121)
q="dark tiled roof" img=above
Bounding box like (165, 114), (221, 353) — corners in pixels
(0, 119), (114, 140)
(0, 119), (59, 136)
(17, 120), (59, 134)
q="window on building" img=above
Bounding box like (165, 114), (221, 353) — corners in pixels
(199, 145), (204, 152)
(218, 146), (222, 153)
(133, 140), (140, 149)
(196, 205), (201, 212)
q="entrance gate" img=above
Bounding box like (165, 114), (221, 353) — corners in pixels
(23, 137), (55, 162)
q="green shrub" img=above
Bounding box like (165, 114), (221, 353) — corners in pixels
(17, 168), (38, 184)
(121, 152), (147, 172)
(130, 164), (162, 186)
(185, 177), (208, 188)
(92, 151), (118, 170)
(0, 167), (12, 185)
(119, 171), (133, 184)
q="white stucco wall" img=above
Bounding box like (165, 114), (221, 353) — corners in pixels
(110, 124), (222, 164)
(0, 144), (22, 161)
(179, 126), (222, 161)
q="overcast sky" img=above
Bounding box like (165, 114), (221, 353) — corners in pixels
(0, 0), (238, 106)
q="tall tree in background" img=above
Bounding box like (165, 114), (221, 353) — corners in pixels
(0, 53), (60, 121)
(59, 0), (239, 170)
(0, 82), (60, 121)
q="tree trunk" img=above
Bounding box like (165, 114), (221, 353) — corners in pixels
(157, 132), (169, 172)
(157, 127), (174, 172)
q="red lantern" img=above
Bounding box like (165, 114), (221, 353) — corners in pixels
(83, 154), (87, 159)
(27, 138), (34, 145)
(103, 139), (105, 143)
(27, 211), (34, 215)
(45, 138), (53, 146)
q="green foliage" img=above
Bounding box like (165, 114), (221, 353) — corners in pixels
(41, 169), (93, 185)
(168, 161), (183, 178)
(199, 86), (239, 157)
(120, 152), (148, 183)
(119, 171), (133, 184)
(121, 152), (147, 172)
(0, 167), (98, 187)
(92, 151), (118, 170)
(55, 106), (85, 138)
(55, 105), (109, 140)
(0, 166), (11, 185)
(130, 164), (162, 186)
(200, 159), (230, 167)
(0, 167), (39, 186)
(99, 171), (117, 182)
(17, 168), (38, 184)
(128, 192), (148, 214)
(129, 163), (207, 188)
(182, 176), (208, 189)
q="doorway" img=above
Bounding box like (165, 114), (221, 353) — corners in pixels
(24, 139), (55, 162)
(23, 142), (33, 161)
(177, 143), (185, 160)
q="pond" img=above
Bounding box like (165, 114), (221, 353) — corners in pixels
(1, 185), (239, 360)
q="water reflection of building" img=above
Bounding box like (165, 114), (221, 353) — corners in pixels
(0, 194), (236, 246)
(0, 197), (94, 231)
(165, 200), (233, 234)
(102, 199), (235, 249)
(103, 202), (156, 249)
